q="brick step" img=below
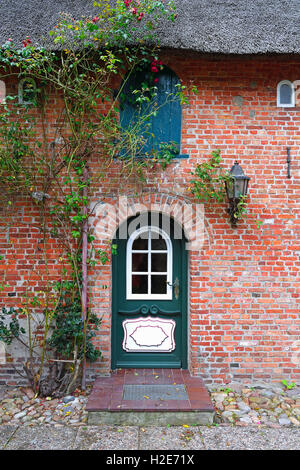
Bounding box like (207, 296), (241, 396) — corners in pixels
(86, 369), (215, 426)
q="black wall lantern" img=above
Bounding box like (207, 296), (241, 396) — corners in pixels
(225, 161), (250, 227)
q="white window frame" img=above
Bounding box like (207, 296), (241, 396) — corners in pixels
(126, 226), (173, 300)
(18, 77), (36, 105)
(0, 80), (6, 104)
(277, 80), (295, 108)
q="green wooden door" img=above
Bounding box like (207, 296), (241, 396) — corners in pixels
(111, 213), (187, 369)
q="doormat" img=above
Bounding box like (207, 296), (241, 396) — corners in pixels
(123, 384), (188, 400)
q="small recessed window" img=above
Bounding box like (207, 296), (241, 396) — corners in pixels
(18, 78), (37, 105)
(277, 80), (295, 107)
(0, 80), (6, 104)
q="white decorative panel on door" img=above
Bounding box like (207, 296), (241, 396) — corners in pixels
(122, 316), (176, 352)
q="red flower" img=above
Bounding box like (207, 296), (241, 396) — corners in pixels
(22, 37), (31, 47)
(151, 58), (163, 68)
(154, 77), (159, 83)
(131, 7), (137, 14)
(151, 66), (158, 73)
(138, 12), (145, 20)
(92, 16), (99, 23)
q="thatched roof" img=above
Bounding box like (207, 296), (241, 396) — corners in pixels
(1, 0), (300, 54)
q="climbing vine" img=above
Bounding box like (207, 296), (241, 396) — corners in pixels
(190, 150), (231, 203)
(190, 149), (261, 226)
(0, 1), (259, 396)
(0, 0), (180, 396)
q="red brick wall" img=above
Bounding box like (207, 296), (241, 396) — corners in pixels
(1, 53), (299, 385)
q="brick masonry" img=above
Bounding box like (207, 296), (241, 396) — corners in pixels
(0, 52), (299, 385)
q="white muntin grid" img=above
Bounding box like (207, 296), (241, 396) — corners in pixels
(126, 226), (173, 300)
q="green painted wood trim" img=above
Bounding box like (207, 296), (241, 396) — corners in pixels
(111, 216), (188, 370)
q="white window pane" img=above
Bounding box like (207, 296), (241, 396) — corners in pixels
(127, 226), (172, 299)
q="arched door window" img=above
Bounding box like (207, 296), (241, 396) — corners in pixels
(127, 226), (172, 299)
(120, 66), (182, 157)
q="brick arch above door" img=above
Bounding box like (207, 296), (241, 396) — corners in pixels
(91, 191), (213, 252)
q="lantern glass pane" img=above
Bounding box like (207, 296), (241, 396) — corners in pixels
(234, 179), (245, 198)
(226, 179), (234, 199)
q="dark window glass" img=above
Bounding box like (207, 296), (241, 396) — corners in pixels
(132, 253), (148, 272)
(151, 233), (167, 250)
(132, 236), (148, 250)
(280, 83), (292, 105)
(132, 275), (148, 294)
(151, 275), (167, 294)
(151, 253), (167, 272)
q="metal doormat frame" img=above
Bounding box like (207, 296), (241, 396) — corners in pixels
(122, 384), (188, 400)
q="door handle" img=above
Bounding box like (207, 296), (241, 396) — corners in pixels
(167, 277), (180, 300)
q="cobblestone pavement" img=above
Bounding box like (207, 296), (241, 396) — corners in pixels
(0, 424), (299, 450)
(0, 385), (89, 426)
(1, 380), (299, 428)
(208, 381), (300, 427)
(0, 381), (299, 450)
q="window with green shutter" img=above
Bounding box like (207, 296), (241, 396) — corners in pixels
(119, 66), (186, 159)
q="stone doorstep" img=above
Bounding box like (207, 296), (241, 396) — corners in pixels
(86, 369), (215, 426)
(88, 410), (215, 426)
